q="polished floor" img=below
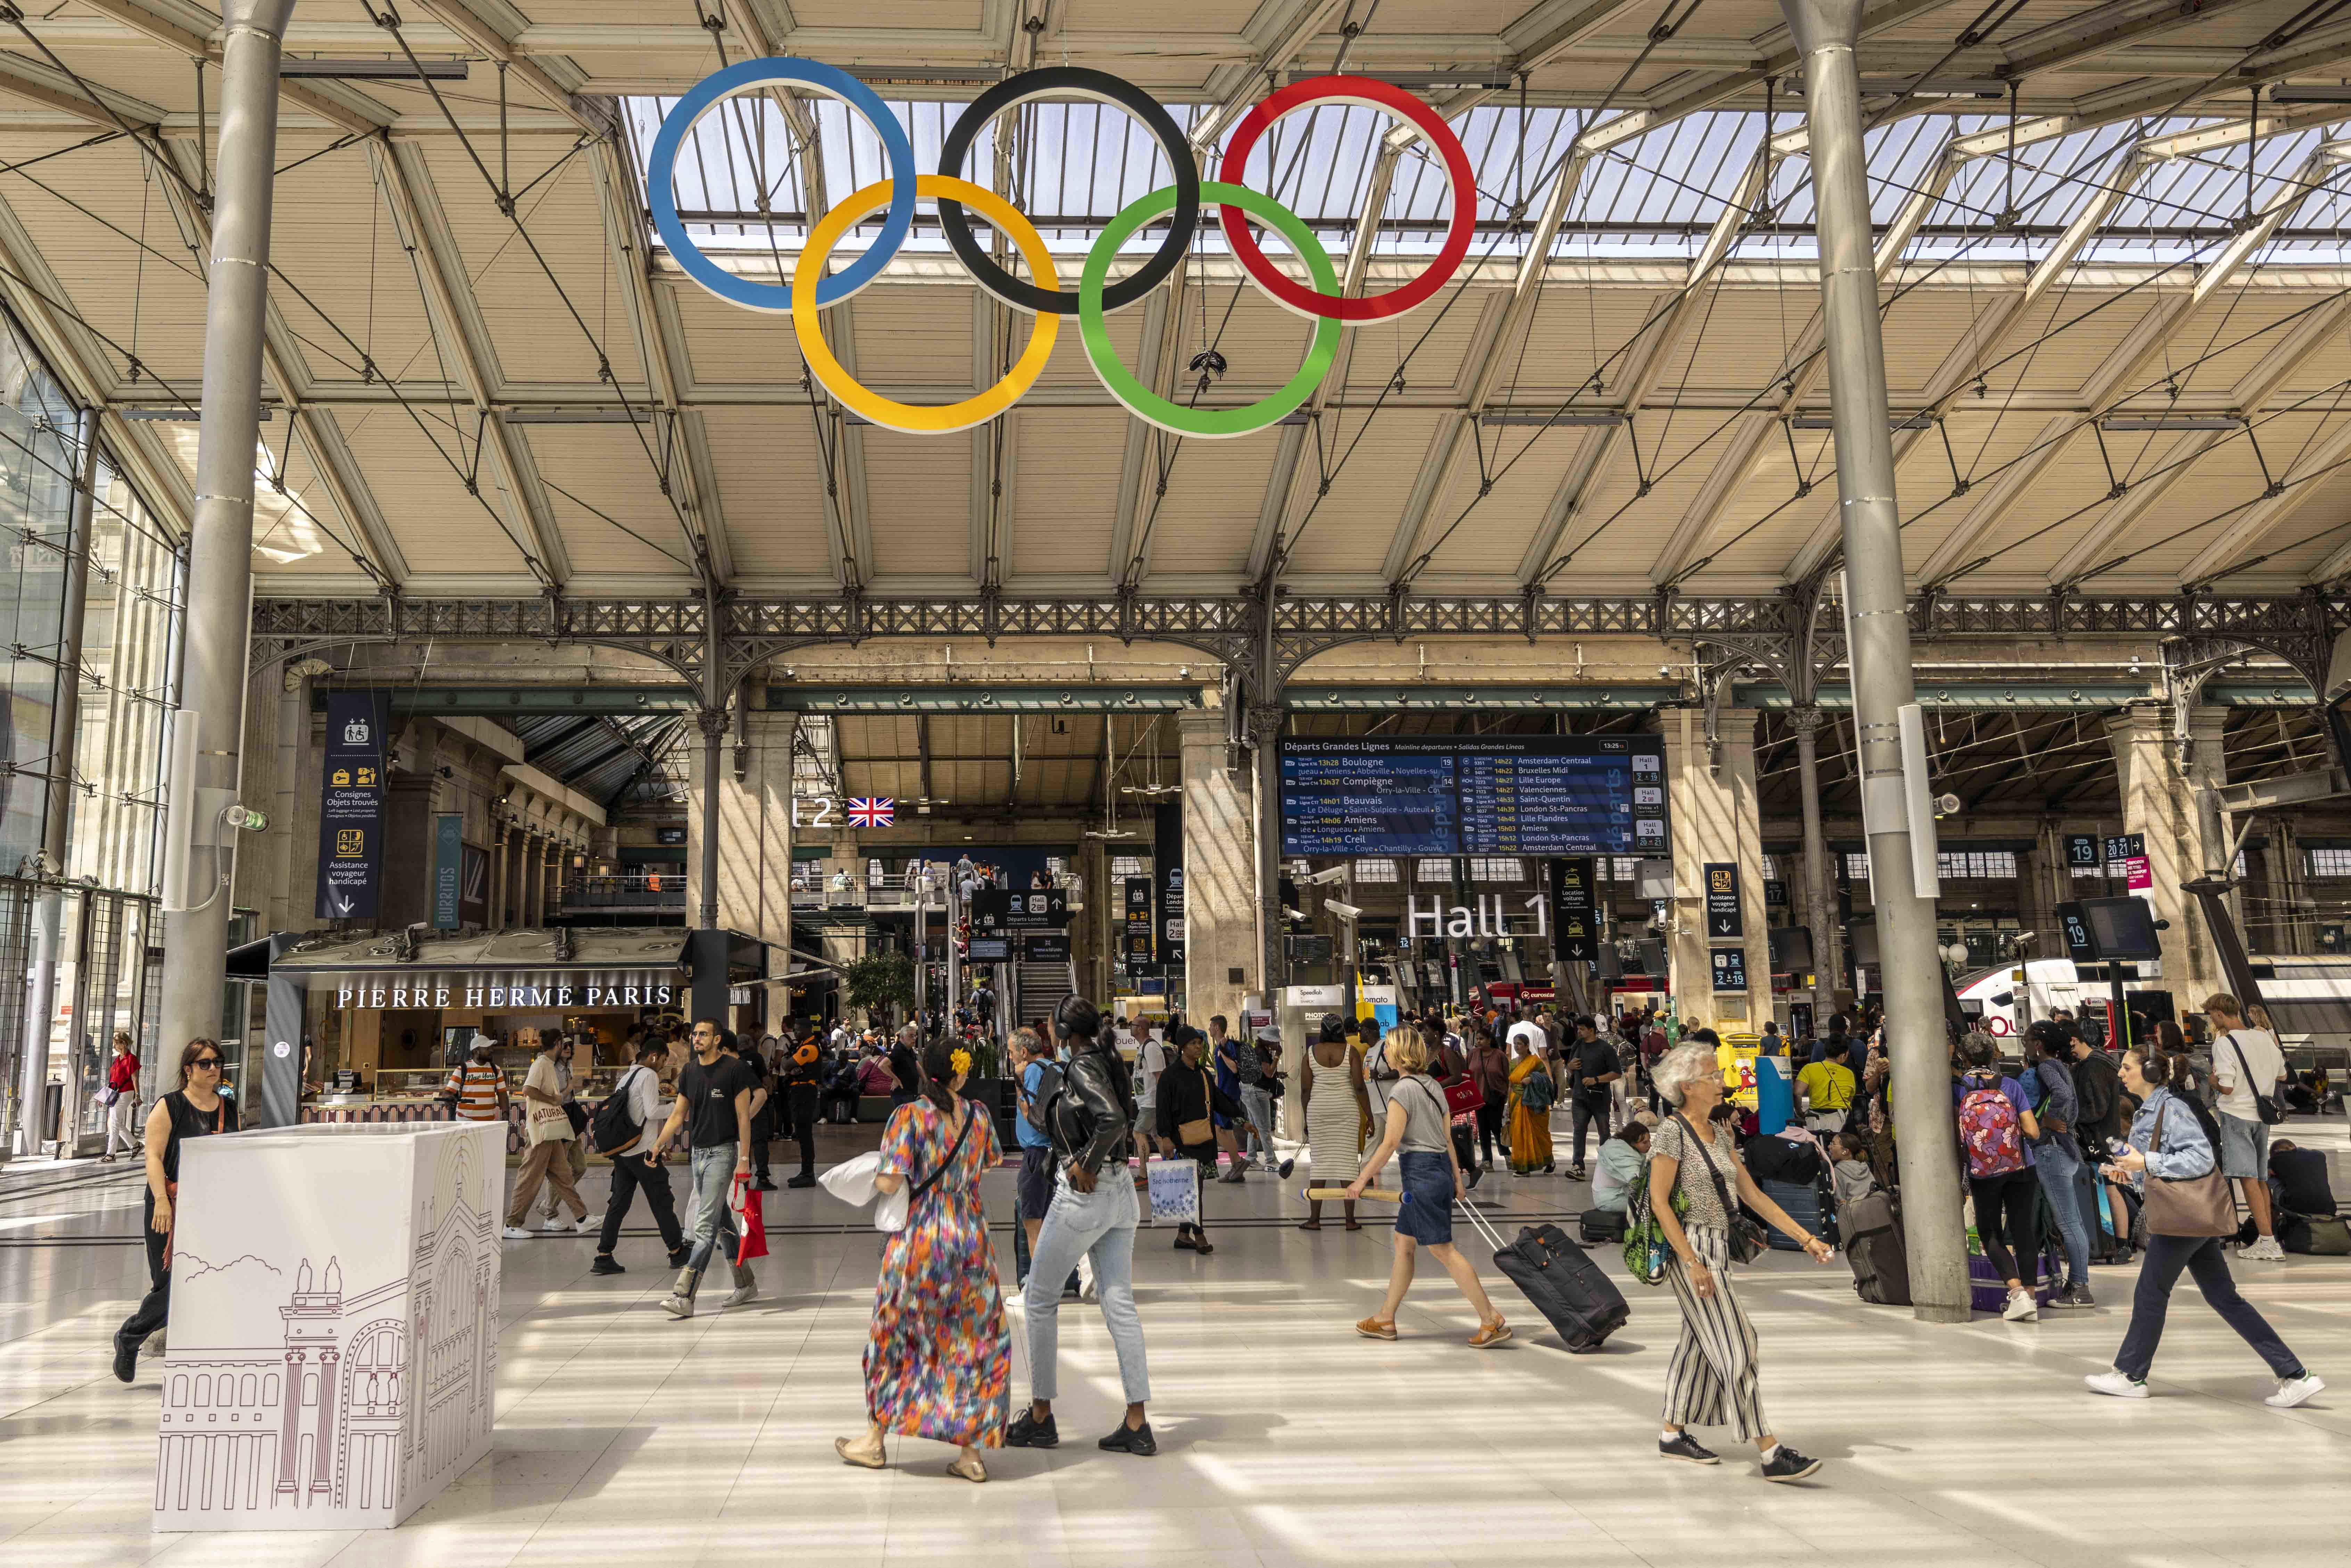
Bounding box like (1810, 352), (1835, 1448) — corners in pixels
(2, 1117), (2348, 1567)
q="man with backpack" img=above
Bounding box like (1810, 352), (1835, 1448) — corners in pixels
(2021, 1022), (2094, 1307)
(782, 1028), (825, 1188)
(1954, 1034), (2042, 1322)
(591, 1035), (687, 1276)
(2070, 1032), (2134, 1260)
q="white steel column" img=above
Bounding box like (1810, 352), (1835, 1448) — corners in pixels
(156, 0), (293, 1057)
(1782, 0), (1968, 1322)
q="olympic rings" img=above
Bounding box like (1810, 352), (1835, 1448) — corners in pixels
(797, 175), (1061, 435)
(647, 57), (916, 313)
(937, 67), (1198, 316)
(1217, 76), (1475, 322)
(651, 60), (1476, 435)
(1082, 182), (1340, 439)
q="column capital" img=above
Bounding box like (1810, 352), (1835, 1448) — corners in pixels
(1243, 703), (1285, 747)
(1784, 704), (1828, 736)
(694, 708), (730, 740)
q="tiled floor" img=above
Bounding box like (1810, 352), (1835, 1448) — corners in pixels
(2, 1120), (2348, 1567)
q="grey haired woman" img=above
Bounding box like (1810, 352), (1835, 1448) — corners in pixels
(1646, 1041), (1835, 1482)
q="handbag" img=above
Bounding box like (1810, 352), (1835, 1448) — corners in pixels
(1441, 1074), (1486, 1119)
(1176, 1067), (1215, 1146)
(2222, 1035), (2287, 1126)
(1674, 1113), (1769, 1264)
(2139, 1097), (2238, 1238)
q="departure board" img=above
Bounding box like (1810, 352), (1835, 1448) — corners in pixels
(1280, 737), (1668, 857)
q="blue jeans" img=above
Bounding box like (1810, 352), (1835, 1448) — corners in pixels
(685, 1143), (737, 1272)
(1024, 1169), (1149, 1405)
(2033, 1135), (2093, 1287)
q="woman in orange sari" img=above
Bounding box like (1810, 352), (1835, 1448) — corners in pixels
(1507, 1036), (1556, 1175)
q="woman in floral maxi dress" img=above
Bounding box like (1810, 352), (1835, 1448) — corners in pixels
(836, 1038), (1011, 1481)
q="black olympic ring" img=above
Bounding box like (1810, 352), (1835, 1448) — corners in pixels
(937, 66), (1200, 316)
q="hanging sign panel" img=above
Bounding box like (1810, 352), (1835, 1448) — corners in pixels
(1549, 856), (1597, 962)
(1703, 862), (1743, 939)
(1279, 736), (1668, 857)
(315, 692), (389, 920)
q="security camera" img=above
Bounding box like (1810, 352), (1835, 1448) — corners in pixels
(1326, 900), (1364, 922)
(1284, 906), (1308, 923)
(1306, 865), (1350, 886)
(1935, 792), (1962, 816)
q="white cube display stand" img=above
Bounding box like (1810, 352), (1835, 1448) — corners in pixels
(151, 1120), (501, 1530)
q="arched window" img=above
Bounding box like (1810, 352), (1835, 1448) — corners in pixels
(193, 1374), (209, 1405)
(240, 1373), (257, 1406)
(264, 1372), (279, 1405)
(170, 1375), (187, 1407)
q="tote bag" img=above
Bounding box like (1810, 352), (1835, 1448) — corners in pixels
(1146, 1157), (1200, 1227)
(2141, 1098), (2236, 1238)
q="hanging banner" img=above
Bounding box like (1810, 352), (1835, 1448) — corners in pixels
(1154, 801), (1186, 968)
(1548, 856), (1596, 962)
(430, 815), (464, 929)
(315, 691), (389, 919)
(1703, 861), (1743, 939)
(1123, 875), (1155, 964)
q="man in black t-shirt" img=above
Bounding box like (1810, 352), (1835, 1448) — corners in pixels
(650, 1019), (759, 1318)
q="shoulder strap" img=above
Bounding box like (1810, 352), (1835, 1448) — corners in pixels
(1672, 1113), (1738, 1215)
(908, 1103), (976, 1200)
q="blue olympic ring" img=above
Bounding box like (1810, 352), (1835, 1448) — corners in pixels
(646, 57), (916, 313)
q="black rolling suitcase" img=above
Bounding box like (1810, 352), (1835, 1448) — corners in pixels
(1842, 1191), (1911, 1307)
(1580, 1207), (1627, 1244)
(1464, 1201), (1628, 1353)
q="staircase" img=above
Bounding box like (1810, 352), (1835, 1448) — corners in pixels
(1012, 959), (1077, 1033)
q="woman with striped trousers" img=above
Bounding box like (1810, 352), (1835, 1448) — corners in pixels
(1646, 1042), (1837, 1482)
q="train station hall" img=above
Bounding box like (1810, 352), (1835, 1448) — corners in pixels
(0, 1), (2348, 1563)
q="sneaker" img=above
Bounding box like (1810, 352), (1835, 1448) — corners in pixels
(501, 1225), (535, 1241)
(786, 1173), (818, 1188)
(589, 1255), (625, 1276)
(2002, 1288), (2039, 1323)
(2265, 1373), (2325, 1409)
(111, 1334), (139, 1385)
(2243, 1236), (2287, 1262)
(2056, 1281), (2096, 1309)
(1003, 1409), (1059, 1449)
(1277, 1157), (1296, 1179)
(1098, 1419), (1156, 1456)
(572, 1212), (605, 1234)
(753, 1179), (778, 1192)
(660, 1293), (694, 1320)
(1658, 1432), (1718, 1465)
(723, 1282), (756, 1307)
(2085, 1369), (2149, 1400)
(1566, 1166), (1588, 1182)
(1760, 1445), (1822, 1483)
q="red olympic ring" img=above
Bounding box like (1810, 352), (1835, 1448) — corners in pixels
(1216, 75), (1475, 323)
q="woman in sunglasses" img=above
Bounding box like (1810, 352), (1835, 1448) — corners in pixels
(112, 1039), (238, 1383)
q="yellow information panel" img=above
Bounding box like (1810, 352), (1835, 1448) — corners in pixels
(1716, 1032), (1762, 1111)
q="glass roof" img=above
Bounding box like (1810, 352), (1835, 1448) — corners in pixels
(623, 95), (2351, 273)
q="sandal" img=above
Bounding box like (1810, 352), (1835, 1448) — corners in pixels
(946, 1453), (987, 1484)
(1298, 1221), (1322, 1231)
(1355, 1317), (1398, 1340)
(1468, 1319), (1513, 1349)
(834, 1433), (887, 1469)
(1192, 1239), (1214, 1255)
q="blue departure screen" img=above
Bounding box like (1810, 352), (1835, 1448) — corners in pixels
(1280, 737), (1668, 857)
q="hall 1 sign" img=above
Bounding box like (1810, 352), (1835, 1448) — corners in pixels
(1407, 894), (1549, 939)
(1548, 856), (1596, 962)
(316, 691), (389, 919)
(1703, 862), (1743, 939)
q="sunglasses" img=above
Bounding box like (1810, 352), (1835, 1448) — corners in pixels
(190, 1057), (223, 1069)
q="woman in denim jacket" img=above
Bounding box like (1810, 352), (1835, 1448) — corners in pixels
(2085, 1044), (2322, 1408)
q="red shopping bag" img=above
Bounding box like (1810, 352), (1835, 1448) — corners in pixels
(730, 1172), (769, 1263)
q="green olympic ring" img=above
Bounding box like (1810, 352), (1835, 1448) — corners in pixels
(1080, 181), (1341, 440)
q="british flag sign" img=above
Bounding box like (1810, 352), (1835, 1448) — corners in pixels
(846, 797), (895, 828)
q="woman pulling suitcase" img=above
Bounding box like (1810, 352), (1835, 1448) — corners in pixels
(1343, 1027), (1511, 1347)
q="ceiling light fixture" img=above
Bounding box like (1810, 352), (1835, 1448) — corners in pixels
(281, 57), (468, 79)
(123, 407), (278, 422)
(2098, 414), (2245, 431)
(506, 410), (655, 424)
(1480, 410), (1625, 427)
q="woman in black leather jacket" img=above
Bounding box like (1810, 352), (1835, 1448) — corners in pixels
(1003, 996), (1155, 1456)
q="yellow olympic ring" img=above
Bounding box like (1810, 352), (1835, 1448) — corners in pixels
(794, 174), (1059, 435)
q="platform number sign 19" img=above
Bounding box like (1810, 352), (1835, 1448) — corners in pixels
(1710, 948), (1748, 993)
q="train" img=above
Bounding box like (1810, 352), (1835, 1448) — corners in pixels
(1953, 955), (2351, 1069)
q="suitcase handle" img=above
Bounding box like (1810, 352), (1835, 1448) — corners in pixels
(1458, 1196), (1510, 1252)
(1306, 1186), (1400, 1202)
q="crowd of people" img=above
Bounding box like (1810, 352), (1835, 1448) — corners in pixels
(104, 976), (2336, 1489)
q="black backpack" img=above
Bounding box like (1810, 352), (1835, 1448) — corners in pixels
(588, 1065), (647, 1154)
